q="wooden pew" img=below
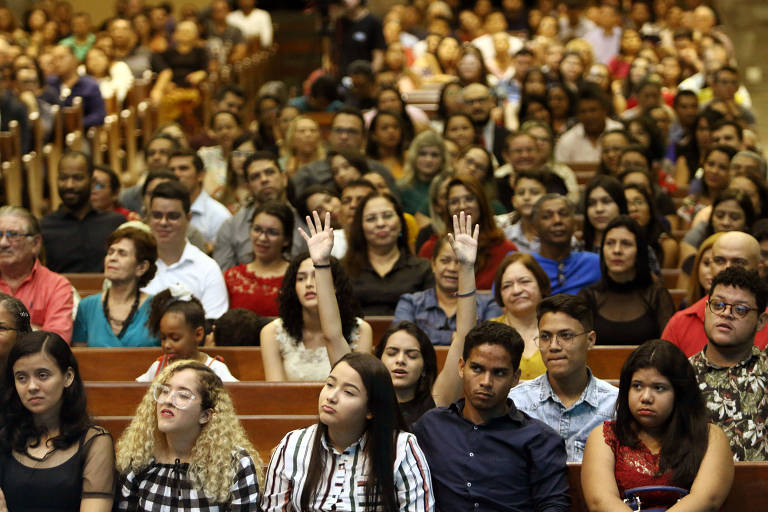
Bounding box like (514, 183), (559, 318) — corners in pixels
(85, 381), (323, 416)
(661, 268), (680, 289)
(669, 288), (687, 308)
(97, 414), (316, 461)
(65, 273), (105, 298)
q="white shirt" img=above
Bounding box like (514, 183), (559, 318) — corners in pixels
(190, 189), (232, 244)
(471, 33), (524, 63)
(262, 424), (434, 512)
(554, 118), (623, 164)
(226, 9), (273, 48)
(143, 242), (229, 318)
(136, 354), (238, 382)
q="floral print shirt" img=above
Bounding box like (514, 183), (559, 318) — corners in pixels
(690, 346), (768, 461)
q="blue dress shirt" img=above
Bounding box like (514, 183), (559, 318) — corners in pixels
(508, 369), (618, 462)
(412, 399), (570, 512)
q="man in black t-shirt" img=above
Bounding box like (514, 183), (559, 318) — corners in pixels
(324, 0), (385, 77)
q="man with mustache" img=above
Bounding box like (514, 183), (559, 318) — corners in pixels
(41, 151), (125, 273)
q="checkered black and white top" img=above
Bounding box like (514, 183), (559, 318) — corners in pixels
(115, 449), (260, 511)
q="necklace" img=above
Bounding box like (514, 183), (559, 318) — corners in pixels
(102, 287), (141, 338)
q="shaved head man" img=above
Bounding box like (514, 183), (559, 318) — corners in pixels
(663, 231), (766, 356)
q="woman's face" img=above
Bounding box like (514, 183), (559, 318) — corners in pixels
(547, 87), (569, 118)
(601, 133), (629, 174)
(436, 37), (460, 67)
(330, 155), (362, 189)
(433, 178), (450, 217)
(523, 72), (547, 96)
(250, 212), (287, 263)
(306, 191), (342, 228)
(13, 351), (73, 419)
(318, 361), (369, 432)
(415, 145), (443, 181)
(380, 331), (425, 393)
(513, 177), (546, 218)
(0, 306), (19, 361)
(500, 261), (543, 316)
(695, 117), (711, 151)
(660, 56), (681, 84)
(729, 176), (761, 215)
(156, 368), (207, 435)
(362, 197), (401, 250)
(212, 113), (242, 151)
(231, 140), (256, 179)
(456, 148), (490, 182)
(629, 57), (650, 85)
(295, 258), (319, 309)
(292, 118), (321, 153)
(160, 312), (203, 362)
(711, 199), (746, 233)
(447, 184), (480, 223)
(104, 238), (144, 284)
(493, 32), (510, 55)
(628, 367), (675, 431)
(444, 116), (475, 151)
(258, 97), (279, 126)
(378, 90), (402, 113)
(628, 121), (650, 149)
(278, 107), (299, 138)
(560, 54), (583, 81)
(432, 241), (459, 293)
(384, 44), (405, 70)
(133, 14), (150, 37)
(625, 188), (651, 227)
(587, 186), (620, 234)
(28, 9), (47, 31)
(603, 226), (637, 279)
(703, 150), (731, 193)
(457, 53), (483, 81)
(698, 248), (715, 291)
(621, 29), (642, 55)
(85, 49), (109, 77)
(372, 115), (402, 151)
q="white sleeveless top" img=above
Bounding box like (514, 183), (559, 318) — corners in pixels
(275, 318), (361, 381)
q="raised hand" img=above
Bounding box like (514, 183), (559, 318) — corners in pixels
(447, 211), (479, 267)
(298, 211), (334, 265)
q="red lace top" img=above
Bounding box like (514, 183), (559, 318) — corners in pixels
(224, 264), (283, 316)
(602, 420), (680, 509)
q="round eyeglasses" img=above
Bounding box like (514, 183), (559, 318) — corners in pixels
(707, 300), (758, 319)
(536, 330), (589, 348)
(153, 384), (197, 410)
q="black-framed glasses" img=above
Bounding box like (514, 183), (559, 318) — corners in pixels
(149, 211), (184, 221)
(707, 300), (758, 319)
(251, 225), (282, 238)
(536, 330), (590, 348)
(152, 384), (197, 409)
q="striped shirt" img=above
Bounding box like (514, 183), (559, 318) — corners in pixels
(261, 424), (434, 512)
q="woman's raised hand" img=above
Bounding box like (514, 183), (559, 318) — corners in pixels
(298, 211), (334, 265)
(447, 211), (479, 267)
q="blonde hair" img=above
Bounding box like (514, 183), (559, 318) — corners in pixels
(687, 232), (724, 306)
(400, 130), (448, 186)
(281, 116), (326, 161)
(115, 361), (263, 502)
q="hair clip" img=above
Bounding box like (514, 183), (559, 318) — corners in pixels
(168, 283), (194, 302)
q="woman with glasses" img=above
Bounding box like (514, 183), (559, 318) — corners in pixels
(0, 331), (116, 511)
(115, 360), (262, 510)
(582, 340), (733, 511)
(578, 216), (674, 345)
(73, 227), (160, 347)
(224, 202), (293, 317)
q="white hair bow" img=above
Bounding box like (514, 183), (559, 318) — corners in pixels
(168, 283), (194, 302)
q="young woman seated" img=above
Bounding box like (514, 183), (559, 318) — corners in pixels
(678, 233), (722, 309)
(582, 339), (733, 511)
(261, 212), (373, 381)
(624, 184), (678, 269)
(0, 332), (115, 511)
(398, 130), (449, 217)
(116, 360), (263, 510)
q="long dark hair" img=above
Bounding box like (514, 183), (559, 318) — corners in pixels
(0, 332), (91, 453)
(704, 188), (755, 238)
(583, 175), (629, 251)
(279, 253), (362, 342)
(615, 340), (709, 488)
(376, 85), (416, 145)
(300, 353), (407, 512)
(598, 215), (652, 289)
(623, 183), (666, 262)
(375, 321), (438, 404)
(366, 110), (405, 162)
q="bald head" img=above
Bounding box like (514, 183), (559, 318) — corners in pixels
(711, 231), (761, 276)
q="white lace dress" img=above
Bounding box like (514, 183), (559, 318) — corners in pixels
(276, 318), (361, 381)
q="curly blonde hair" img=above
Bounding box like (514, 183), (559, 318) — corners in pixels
(115, 361), (263, 503)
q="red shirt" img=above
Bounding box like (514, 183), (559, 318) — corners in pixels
(418, 236), (518, 290)
(661, 295), (768, 356)
(224, 264), (283, 317)
(0, 260), (74, 341)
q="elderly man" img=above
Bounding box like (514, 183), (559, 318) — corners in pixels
(731, 150), (767, 178)
(662, 231), (768, 356)
(0, 207), (73, 341)
(462, 83), (508, 164)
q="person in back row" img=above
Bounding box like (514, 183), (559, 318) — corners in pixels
(509, 293), (618, 462)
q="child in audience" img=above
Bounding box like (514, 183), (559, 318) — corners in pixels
(261, 352), (434, 511)
(0, 331), (115, 511)
(116, 360), (262, 510)
(582, 339), (733, 510)
(136, 285), (237, 382)
(212, 308), (267, 346)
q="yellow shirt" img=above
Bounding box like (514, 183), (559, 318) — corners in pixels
(491, 314), (546, 381)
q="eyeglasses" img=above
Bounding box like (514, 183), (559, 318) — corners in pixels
(0, 231), (33, 242)
(152, 384), (197, 409)
(707, 300), (758, 319)
(626, 198), (646, 207)
(331, 127), (361, 136)
(149, 211), (184, 221)
(92, 183), (108, 190)
(536, 330), (590, 347)
(251, 225), (282, 238)
(232, 150), (255, 159)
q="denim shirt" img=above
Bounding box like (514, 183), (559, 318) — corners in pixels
(508, 369), (618, 462)
(393, 288), (503, 345)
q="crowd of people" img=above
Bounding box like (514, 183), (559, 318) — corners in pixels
(0, 0), (766, 510)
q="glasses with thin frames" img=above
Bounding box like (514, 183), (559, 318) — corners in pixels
(536, 330), (590, 348)
(152, 384), (197, 409)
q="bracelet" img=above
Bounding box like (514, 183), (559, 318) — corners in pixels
(313, 263), (331, 269)
(453, 289), (476, 298)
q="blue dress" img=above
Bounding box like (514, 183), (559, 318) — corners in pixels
(73, 293), (160, 347)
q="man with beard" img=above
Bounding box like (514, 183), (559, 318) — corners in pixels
(41, 151), (126, 272)
(462, 83), (508, 164)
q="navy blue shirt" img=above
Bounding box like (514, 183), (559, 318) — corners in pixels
(412, 399), (570, 512)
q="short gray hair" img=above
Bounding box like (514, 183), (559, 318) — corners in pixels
(733, 150), (767, 178)
(531, 193), (575, 220)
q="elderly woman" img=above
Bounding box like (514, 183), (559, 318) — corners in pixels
(73, 227), (160, 347)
